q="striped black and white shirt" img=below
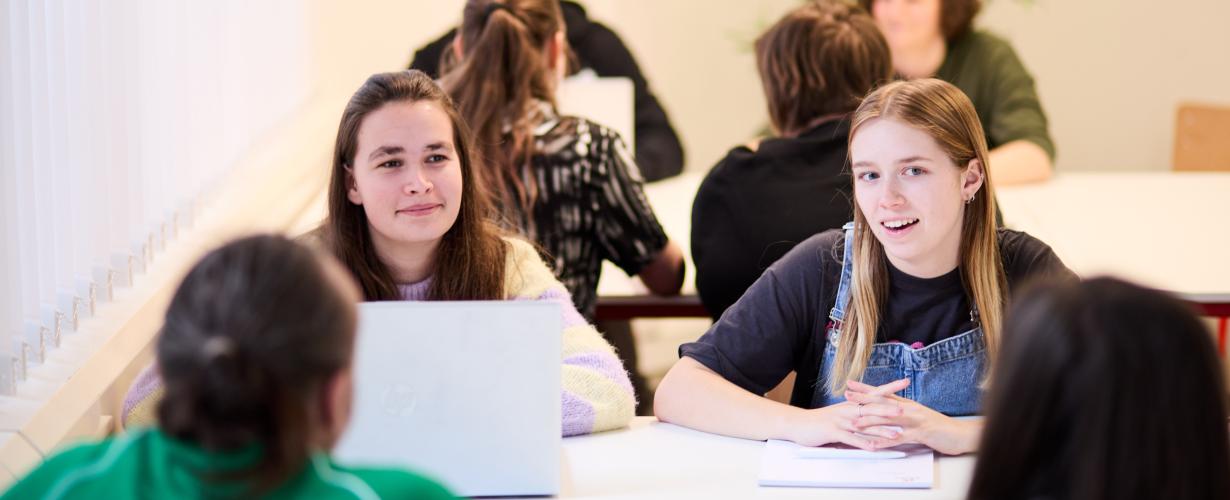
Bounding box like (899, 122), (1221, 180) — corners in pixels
(500, 102), (669, 320)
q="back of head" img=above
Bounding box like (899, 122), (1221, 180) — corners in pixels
(442, 0), (565, 224)
(156, 234), (358, 493)
(756, 0), (892, 136)
(970, 277), (1230, 500)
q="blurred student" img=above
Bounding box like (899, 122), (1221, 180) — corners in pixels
(691, 0), (892, 320)
(3, 235), (455, 499)
(125, 70), (635, 437)
(440, 0), (684, 323)
(969, 277), (1230, 500)
(656, 78), (1072, 455)
(411, 0), (685, 182)
(861, 0), (1054, 184)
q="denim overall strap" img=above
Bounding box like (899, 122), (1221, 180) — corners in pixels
(827, 222), (857, 332)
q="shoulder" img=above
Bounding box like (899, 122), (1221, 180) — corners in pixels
(996, 228), (1074, 284)
(501, 236), (565, 300)
(956, 30), (1023, 67)
(697, 146), (757, 195)
(769, 229), (846, 277)
(327, 463), (456, 500)
(4, 430), (152, 498)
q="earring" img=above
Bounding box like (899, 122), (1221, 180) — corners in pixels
(965, 193), (975, 205)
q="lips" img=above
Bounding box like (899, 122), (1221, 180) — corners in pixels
(396, 203), (442, 216)
(880, 218), (919, 235)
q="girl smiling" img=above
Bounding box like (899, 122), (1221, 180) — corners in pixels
(655, 78), (1072, 455)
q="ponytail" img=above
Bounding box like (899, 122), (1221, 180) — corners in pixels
(442, 0), (564, 228)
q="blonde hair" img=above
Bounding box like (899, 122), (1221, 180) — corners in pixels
(830, 78), (1005, 394)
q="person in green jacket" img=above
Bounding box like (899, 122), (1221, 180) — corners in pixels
(861, 0), (1055, 185)
(2, 235), (456, 499)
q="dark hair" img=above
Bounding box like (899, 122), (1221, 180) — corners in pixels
(859, 0), (981, 42)
(326, 69), (507, 301)
(441, 0), (565, 227)
(968, 277), (1230, 500)
(156, 235), (356, 494)
(756, 0), (892, 136)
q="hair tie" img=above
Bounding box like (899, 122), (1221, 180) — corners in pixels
(480, 2), (520, 28)
(201, 336), (235, 362)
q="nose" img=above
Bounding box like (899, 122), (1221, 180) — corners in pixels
(879, 179), (906, 209)
(402, 165), (433, 195)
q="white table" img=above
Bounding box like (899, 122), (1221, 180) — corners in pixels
(995, 172), (1230, 306)
(559, 417), (975, 499)
(597, 171), (1230, 316)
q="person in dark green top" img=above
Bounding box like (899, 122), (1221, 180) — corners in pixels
(2, 235), (456, 500)
(860, 0), (1055, 185)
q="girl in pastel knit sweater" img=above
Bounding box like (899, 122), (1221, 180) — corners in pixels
(123, 70), (634, 437)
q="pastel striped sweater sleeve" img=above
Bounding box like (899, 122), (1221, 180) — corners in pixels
(501, 237), (636, 436)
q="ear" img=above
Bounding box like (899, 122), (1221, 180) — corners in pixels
(317, 367), (353, 450)
(962, 158), (985, 202)
(452, 34), (464, 61)
(547, 30), (565, 71)
(345, 167), (363, 206)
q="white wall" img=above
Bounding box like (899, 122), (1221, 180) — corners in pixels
(314, 0), (1230, 173)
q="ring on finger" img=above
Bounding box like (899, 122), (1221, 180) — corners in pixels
(857, 402), (866, 417)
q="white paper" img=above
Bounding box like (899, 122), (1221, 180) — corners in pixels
(758, 440), (934, 489)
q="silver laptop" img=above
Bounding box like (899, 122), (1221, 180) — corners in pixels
(333, 301), (562, 497)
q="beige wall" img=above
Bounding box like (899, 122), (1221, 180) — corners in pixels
(311, 0), (1230, 173)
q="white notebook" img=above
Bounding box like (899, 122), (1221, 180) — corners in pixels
(758, 440), (934, 489)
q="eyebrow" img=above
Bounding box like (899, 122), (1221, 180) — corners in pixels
(368, 145), (404, 161)
(851, 156), (935, 169)
(424, 141), (454, 153)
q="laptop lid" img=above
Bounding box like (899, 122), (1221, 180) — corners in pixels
(333, 301), (562, 497)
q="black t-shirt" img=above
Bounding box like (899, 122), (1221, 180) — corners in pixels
(691, 119), (853, 320)
(679, 228), (1074, 409)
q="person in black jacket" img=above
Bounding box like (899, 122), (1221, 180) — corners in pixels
(690, 0), (893, 319)
(410, 1), (685, 182)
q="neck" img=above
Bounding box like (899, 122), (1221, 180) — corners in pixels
(782, 112), (846, 138)
(891, 36), (948, 79)
(884, 217), (963, 279)
(369, 229), (438, 284)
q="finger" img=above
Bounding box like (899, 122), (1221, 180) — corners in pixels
(853, 415), (901, 428)
(853, 403), (904, 418)
(853, 424), (900, 439)
(848, 378), (910, 397)
(834, 431), (883, 451)
(843, 391), (893, 406)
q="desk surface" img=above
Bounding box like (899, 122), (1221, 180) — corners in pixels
(560, 417), (974, 499)
(597, 171), (1230, 308)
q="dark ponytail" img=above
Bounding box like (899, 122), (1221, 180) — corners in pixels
(156, 235), (355, 495)
(441, 0), (565, 229)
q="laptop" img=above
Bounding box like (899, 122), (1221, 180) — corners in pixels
(333, 301), (562, 497)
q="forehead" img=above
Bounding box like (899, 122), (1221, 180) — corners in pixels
(850, 117), (949, 165)
(355, 100), (454, 152)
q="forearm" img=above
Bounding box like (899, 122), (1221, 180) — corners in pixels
(637, 241), (684, 296)
(561, 324), (635, 436)
(988, 140), (1052, 185)
(654, 357), (805, 442)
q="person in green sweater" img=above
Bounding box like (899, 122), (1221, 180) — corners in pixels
(860, 0), (1055, 185)
(2, 235), (455, 499)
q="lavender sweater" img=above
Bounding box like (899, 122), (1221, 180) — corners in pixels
(122, 237), (635, 437)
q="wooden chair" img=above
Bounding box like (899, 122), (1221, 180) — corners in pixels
(1173, 102), (1230, 355)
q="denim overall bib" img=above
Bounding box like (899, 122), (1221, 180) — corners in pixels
(813, 223), (986, 415)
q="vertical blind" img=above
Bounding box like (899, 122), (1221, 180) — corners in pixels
(0, 0), (311, 395)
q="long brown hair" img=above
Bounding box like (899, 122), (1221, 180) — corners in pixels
(326, 70), (507, 301)
(755, 0), (892, 136)
(830, 78), (1004, 394)
(440, 0), (566, 227)
(157, 235), (355, 495)
(970, 278), (1230, 500)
